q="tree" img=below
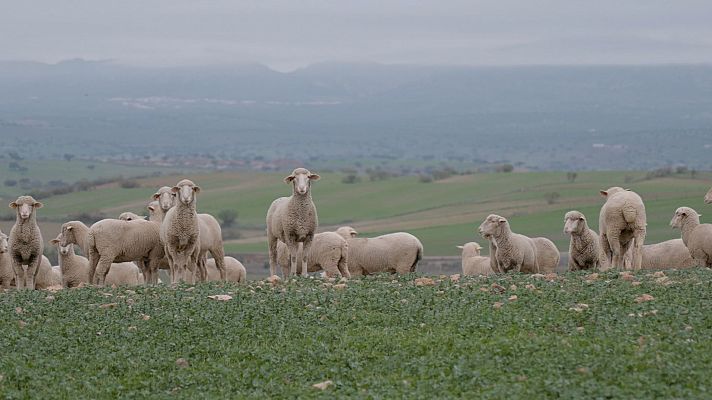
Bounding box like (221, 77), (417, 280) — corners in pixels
(544, 192), (561, 205)
(341, 174), (361, 184)
(63, 153), (75, 162)
(218, 209), (238, 228)
(566, 172), (578, 183)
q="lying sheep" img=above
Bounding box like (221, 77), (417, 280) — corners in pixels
(705, 186), (712, 204)
(532, 237), (560, 273)
(670, 207), (712, 268)
(0, 230), (14, 289)
(599, 187), (647, 270)
(457, 242), (493, 276)
(478, 214), (539, 274)
(564, 210), (605, 271)
(118, 212), (146, 221)
(335, 226), (423, 275)
(50, 236), (146, 287)
(8, 196), (45, 289)
(36, 256), (62, 289)
(623, 239), (699, 270)
(206, 257), (246, 284)
(276, 232), (350, 278)
(160, 179), (202, 283)
(267, 168), (320, 277)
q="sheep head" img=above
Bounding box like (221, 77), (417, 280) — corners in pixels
(171, 179), (200, 206)
(457, 242), (482, 257)
(478, 214), (508, 239)
(0, 232), (8, 253)
(50, 235), (73, 256)
(9, 195), (42, 220)
(153, 186), (176, 211)
(284, 168), (320, 196)
(119, 212), (145, 221)
(705, 187), (712, 204)
(59, 222), (81, 247)
(563, 211), (587, 235)
(335, 226), (358, 240)
(670, 207), (700, 229)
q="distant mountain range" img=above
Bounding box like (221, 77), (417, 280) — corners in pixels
(1, 60), (711, 170)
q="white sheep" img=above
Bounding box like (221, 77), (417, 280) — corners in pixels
(478, 214), (539, 274)
(35, 256), (62, 289)
(0, 230), (14, 289)
(564, 210), (605, 271)
(8, 196), (45, 289)
(532, 237), (560, 273)
(267, 168), (320, 277)
(160, 179), (202, 283)
(152, 186), (175, 216)
(457, 242), (493, 276)
(206, 257), (246, 284)
(335, 226), (423, 275)
(705, 186), (712, 204)
(118, 212), (146, 221)
(625, 239), (699, 270)
(670, 206), (712, 268)
(60, 218), (163, 286)
(599, 187), (646, 270)
(276, 232), (350, 278)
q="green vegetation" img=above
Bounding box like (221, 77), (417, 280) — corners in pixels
(1, 270), (710, 398)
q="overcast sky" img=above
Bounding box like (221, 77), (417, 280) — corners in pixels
(3, 0), (712, 71)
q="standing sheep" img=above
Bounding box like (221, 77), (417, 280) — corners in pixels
(8, 196), (44, 289)
(564, 210), (605, 271)
(670, 207), (712, 268)
(478, 214), (539, 274)
(0, 231), (13, 289)
(267, 168), (320, 277)
(335, 227), (423, 275)
(160, 179), (202, 283)
(153, 186), (176, 215)
(206, 257), (247, 284)
(599, 187), (647, 270)
(276, 232), (350, 278)
(457, 242), (493, 276)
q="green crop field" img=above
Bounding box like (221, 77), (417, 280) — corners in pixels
(1, 270), (711, 398)
(2, 162), (709, 257)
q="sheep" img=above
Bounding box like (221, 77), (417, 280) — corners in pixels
(153, 186), (175, 217)
(267, 168), (320, 277)
(0, 230), (14, 289)
(335, 226), (423, 275)
(206, 257), (246, 284)
(599, 187), (647, 270)
(35, 256), (62, 289)
(276, 232), (350, 278)
(705, 186), (712, 204)
(564, 210), (605, 271)
(60, 218), (163, 286)
(478, 214), (539, 274)
(49, 236), (144, 287)
(457, 242), (493, 276)
(532, 238), (560, 273)
(160, 179), (202, 283)
(670, 206), (712, 268)
(623, 239), (699, 270)
(8, 196), (45, 289)
(118, 212), (146, 221)
(147, 201), (164, 223)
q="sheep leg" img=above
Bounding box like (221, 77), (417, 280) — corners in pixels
(600, 233), (612, 267)
(87, 247), (100, 286)
(267, 235), (279, 277)
(95, 257), (113, 286)
(632, 230), (645, 271)
(209, 246), (226, 281)
(489, 242), (500, 273)
(145, 257), (159, 286)
(285, 238), (299, 277)
(11, 256), (25, 289)
(619, 239), (633, 271)
(337, 252), (350, 278)
(301, 239), (312, 277)
(607, 233), (623, 269)
(26, 255), (41, 290)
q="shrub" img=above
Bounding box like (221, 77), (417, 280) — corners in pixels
(342, 174), (361, 184)
(218, 209), (238, 228)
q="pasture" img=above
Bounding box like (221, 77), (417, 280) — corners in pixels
(1, 270), (711, 398)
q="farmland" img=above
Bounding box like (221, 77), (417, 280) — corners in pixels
(1, 270), (711, 398)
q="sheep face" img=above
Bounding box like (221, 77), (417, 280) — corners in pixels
(705, 187), (712, 204)
(284, 168), (320, 195)
(59, 223), (78, 247)
(563, 211), (586, 235)
(153, 186), (176, 211)
(0, 232), (8, 253)
(457, 242), (482, 257)
(171, 180), (200, 206)
(478, 214), (507, 238)
(50, 237), (73, 256)
(670, 207), (700, 229)
(9, 196), (42, 220)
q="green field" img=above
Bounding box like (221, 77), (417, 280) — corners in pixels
(2, 163), (709, 257)
(1, 270), (710, 398)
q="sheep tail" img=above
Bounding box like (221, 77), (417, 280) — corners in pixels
(622, 205), (637, 224)
(410, 244), (423, 273)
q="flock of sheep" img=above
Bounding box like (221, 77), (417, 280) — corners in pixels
(1, 168), (712, 290)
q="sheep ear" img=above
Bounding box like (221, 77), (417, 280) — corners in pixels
(9, 201), (18, 209)
(49, 239), (59, 245)
(308, 173), (320, 181)
(599, 190), (608, 197)
(456, 245), (464, 249)
(284, 175), (295, 184)
(147, 205), (155, 212)
(579, 217), (585, 221)
(34, 202), (43, 209)
(193, 186), (201, 194)
(350, 230), (358, 237)
(171, 186), (180, 193)
(497, 218), (507, 224)
(66, 226), (73, 231)
(152, 193), (160, 200)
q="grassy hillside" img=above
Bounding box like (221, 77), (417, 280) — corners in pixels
(1, 270), (711, 398)
(1, 167), (710, 256)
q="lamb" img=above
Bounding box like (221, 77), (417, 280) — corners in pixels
(50, 236), (144, 287)
(705, 186), (712, 204)
(276, 232), (350, 278)
(670, 206), (712, 268)
(267, 168), (320, 277)
(206, 257), (246, 284)
(599, 187), (647, 270)
(160, 179), (202, 283)
(564, 210), (605, 271)
(478, 214), (539, 274)
(457, 242), (493, 276)
(532, 237), (560, 273)
(8, 196), (45, 289)
(60, 218), (163, 286)
(335, 226), (423, 275)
